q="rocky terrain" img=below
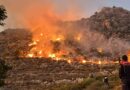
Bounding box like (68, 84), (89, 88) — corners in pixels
(77, 6), (130, 40)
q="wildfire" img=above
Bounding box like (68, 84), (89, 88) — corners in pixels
(27, 54), (34, 58)
(52, 35), (65, 42)
(98, 60), (101, 65)
(38, 50), (42, 55)
(33, 47), (37, 50)
(11, 0), (111, 65)
(21, 3), (116, 65)
(127, 50), (130, 62)
(55, 57), (61, 61)
(48, 53), (56, 58)
(97, 48), (103, 53)
(81, 60), (86, 64)
(28, 41), (37, 46)
(40, 33), (43, 36)
(55, 37), (62, 41)
(75, 33), (82, 41)
(36, 40), (40, 42)
(67, 59), (72, 64)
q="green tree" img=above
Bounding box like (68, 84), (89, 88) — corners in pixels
(0, 5), (7, 25)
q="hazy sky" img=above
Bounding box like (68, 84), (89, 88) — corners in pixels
(54, 0), (130, 17)
(0, 0), (130, 30)
(1, 0), (130, 17)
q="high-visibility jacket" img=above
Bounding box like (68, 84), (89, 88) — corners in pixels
(119, 61), (130, 80)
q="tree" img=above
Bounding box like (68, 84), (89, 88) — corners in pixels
(0, 5), (7, 26)
(0, 5), (10, 87)
(0, 60), (11, 87)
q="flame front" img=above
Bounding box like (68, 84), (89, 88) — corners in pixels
(48, 53), (56, 58)
(27, 54), (34, 58)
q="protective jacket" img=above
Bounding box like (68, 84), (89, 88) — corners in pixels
(119, 61), (130, 80)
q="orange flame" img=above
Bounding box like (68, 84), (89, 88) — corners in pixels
(48, 53), (56, 58)
(67, 59), (72, 64)
(82, 60), (86, 64)
(98, 60), (101, 65)
(21, 2), (84, 64)
(27, 54), (34, 58)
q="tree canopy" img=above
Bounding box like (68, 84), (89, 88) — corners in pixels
(0, 5), (7, 26)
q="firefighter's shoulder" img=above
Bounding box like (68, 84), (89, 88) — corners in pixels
(120, 61), (130, 65)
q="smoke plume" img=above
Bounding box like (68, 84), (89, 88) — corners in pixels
(0, 0), (129, 59)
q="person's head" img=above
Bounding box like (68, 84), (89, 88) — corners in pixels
(122, 55), (128, 61)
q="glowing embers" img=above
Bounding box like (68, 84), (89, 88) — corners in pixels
(27, 53), (34, 58)
(75, 33), (82, 41)
(81, 60), (87, 64)
(98, 60), (101, 65)
(40, 33), (43, 36)
(67, 59), (72, 64)
(55, 38), (62, 41)
(52, 35), (65, 42)
(28, 41), (37, 46)
(38, 50), (43, 55)
(97, 48), (103, 53)
(48, 53), (56, 58)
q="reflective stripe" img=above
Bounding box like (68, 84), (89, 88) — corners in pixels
(120, 61), (130, 65)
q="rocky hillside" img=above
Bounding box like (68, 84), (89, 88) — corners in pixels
(0, 29), (32, 58)
(77, 7), (130, 41)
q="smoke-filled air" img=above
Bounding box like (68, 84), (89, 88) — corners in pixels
(0, 0), (130, 62)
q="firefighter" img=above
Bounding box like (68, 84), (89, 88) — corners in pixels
(119, 55), (130, 90)
(103, 76), (109, 88)
(89, 72), (94, 78)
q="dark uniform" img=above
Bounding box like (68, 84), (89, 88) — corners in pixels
(103, 76), (109, 87)
(119, 61), (130, 90)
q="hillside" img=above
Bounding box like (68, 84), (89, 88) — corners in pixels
(0, 7), (130, 59)
(3, 58), (117, 90)
(0, 29), (32, 57)
(3, 58), (98, 90)
(77, 7), (130, 41)
(62, 7), (130, 57)
(0, 7), (130, 90)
